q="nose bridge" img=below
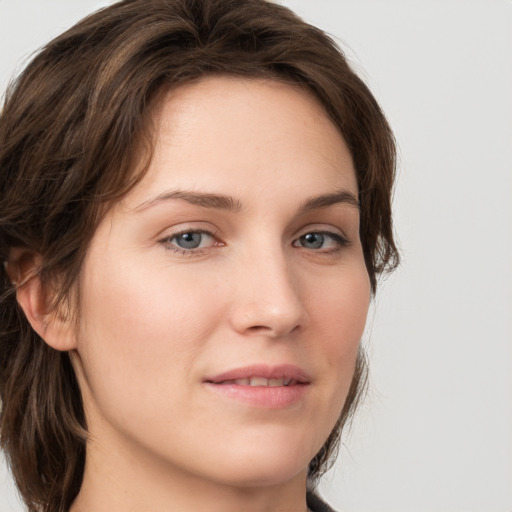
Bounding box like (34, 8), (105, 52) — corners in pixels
(229, 238), (308, 337)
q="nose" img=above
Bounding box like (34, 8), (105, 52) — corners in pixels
(229, 247), (309, 338)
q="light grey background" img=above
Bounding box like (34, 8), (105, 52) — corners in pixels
(1, 1), (511, 511)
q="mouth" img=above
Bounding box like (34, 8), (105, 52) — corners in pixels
(203, 364), (311, 408)
(204, 363), (311, 386)
(212, 376), (300, 387)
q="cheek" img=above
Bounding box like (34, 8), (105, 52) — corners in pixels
(308, 263), (370, 391)
(75, 256), (225, 414)
(309, 261), (370, 337)
(82, 254), (222, 345)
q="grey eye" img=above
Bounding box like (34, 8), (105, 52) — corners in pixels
(162, 230), (216, 253)
(293, 231), (347, 251)
(172, 232), (204, 249)
(299, 233), (325, 249)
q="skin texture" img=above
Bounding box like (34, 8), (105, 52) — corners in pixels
(23, 77), (371, 512)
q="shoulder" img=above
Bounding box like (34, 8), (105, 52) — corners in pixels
(306, 490), (338, 512)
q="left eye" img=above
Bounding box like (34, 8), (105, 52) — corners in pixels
(293, 232), (346, 250)
(165, 231), (215, 250)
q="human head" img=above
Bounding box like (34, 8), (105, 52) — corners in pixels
(0, 0), (398, 510)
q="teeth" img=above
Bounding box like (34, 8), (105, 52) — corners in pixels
(249, 377), (269, 386)
(225, 377), (294, 387)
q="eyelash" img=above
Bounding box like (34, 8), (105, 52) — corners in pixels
(159, 228), (221, 257)
(159, 228), (350, 256)
(293, 231), (350, 253)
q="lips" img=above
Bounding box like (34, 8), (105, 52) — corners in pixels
(204, 364), (311, 386)
(216, 377), (297, 387)
(203, 364), (311, 408)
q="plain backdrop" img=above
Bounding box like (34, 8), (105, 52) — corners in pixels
(1, 1), (511, 511)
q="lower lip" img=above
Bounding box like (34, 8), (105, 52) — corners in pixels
(204, 382), (309, 409)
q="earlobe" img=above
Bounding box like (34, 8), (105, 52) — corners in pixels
(7, 249), (77, 352)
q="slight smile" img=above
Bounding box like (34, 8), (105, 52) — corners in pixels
(203, 364), (311, 409)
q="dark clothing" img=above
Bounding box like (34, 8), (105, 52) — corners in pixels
(306, 491), (337, 512)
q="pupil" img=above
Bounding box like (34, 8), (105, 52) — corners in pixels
(177, 232), (201, 249)
(302, 233), (324, 249)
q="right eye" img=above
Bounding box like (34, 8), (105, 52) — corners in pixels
(161, 230), (216, 253)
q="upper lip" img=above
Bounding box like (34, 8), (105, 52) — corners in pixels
(204, 364), (311, 384)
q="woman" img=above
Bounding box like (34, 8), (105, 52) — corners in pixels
(0, 0), (398, 511)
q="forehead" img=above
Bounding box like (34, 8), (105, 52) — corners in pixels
(124, 76), (357, 209)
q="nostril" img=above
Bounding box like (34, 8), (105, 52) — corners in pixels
(247, 325), (270, 332)
(245, 324), (301, 337)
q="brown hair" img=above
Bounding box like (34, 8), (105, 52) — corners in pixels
(0, 0), (399, 510)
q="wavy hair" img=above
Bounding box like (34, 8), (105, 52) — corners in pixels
(0, 1), (399, 510)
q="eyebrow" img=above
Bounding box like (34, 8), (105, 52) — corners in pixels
(134, 188), (359, 213)
(135, 190), (243, 212)
(298, 189), (360, 212)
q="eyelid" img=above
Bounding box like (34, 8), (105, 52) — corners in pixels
(292, 225), (352, 253)
(156, 221), (219, 240)
(157, 224), (223, 255)
(294, 231), (349, 246)
(295, 223), (351, 242)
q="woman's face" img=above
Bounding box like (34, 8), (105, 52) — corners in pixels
(72, 77), (370, 488)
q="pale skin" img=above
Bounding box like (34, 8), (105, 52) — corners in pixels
(14, 77), (371, 512)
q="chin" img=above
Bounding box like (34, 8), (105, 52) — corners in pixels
(212, 461), (308, 489)
(198, 436), (315, 488)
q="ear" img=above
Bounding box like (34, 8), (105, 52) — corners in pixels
(6, 248), (77, 351)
